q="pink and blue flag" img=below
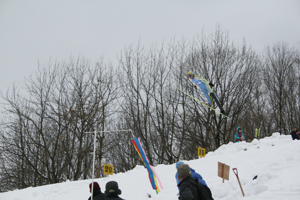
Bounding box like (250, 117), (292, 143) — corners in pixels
(132, 138), (163, 193)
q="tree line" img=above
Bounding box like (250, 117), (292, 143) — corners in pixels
(1, 29), (299, 192)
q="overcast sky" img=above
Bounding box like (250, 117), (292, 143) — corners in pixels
(0, 0), (299, 95)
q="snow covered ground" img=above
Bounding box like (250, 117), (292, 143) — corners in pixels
(1, 133), (299, 200)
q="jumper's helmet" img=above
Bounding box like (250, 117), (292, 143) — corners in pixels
(187, 71), (194, 78)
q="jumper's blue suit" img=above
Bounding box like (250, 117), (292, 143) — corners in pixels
(189, 75), (214, 106)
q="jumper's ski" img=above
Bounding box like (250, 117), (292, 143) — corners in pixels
(174, 85), (230, 118)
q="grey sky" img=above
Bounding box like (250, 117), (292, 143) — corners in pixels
(0, 0), (299, 94)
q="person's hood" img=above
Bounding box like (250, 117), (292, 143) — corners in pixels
(237, 127), (242, 132)
(190, 168), (195, 173)
(176, 161), (185, 168)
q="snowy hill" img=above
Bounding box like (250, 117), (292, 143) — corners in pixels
(1, 133), (300, 200)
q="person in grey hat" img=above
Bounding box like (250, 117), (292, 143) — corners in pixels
(175, 161), (207, 194)
(177, 164), (213, 200)
(105, 181), (124, 200)
(177, 164), (200, 200)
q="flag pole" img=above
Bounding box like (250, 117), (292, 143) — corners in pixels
(91, 127), (97, 200)
(86, 129), (132, 200)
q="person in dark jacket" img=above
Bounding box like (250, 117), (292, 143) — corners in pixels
(175, 161), (207, 194)
(290, 127), (299, 140)
(104, 181), (124, 200)
(88, 182), (106, 200)
(177, 164), (200, 200)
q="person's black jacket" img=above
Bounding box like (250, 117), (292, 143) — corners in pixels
(291, 130), (299, 140)
(105, 193), (124, 200)
(88, 190), (106, 200)
(178, 176), (200, 200)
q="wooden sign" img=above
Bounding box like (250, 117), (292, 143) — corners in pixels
(198, 147), (206, 157)
(104, 164), (113, 175)
(218, 162), (230, 183)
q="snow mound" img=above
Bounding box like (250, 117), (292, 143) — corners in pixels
(1, 133), (300, 200)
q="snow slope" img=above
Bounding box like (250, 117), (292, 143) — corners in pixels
(1, 133), (299, 200)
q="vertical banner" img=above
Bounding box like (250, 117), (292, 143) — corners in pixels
(255, 128), (261, 139)
(198, 147), (206, 157)
(132, 138), (163, 193)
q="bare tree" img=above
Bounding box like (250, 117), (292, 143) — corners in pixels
(0, 57), (118, 191)
(263, 43), (299, 134)
(117, 45), (157, 165)
(117, 41), (198, 165)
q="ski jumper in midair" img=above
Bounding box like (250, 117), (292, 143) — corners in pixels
(187, 71), (226, 115)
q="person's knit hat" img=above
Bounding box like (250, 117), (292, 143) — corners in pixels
(89, 182), (100, 191)
(176, 161), (184, 168)
(105, 181), (121, 195)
